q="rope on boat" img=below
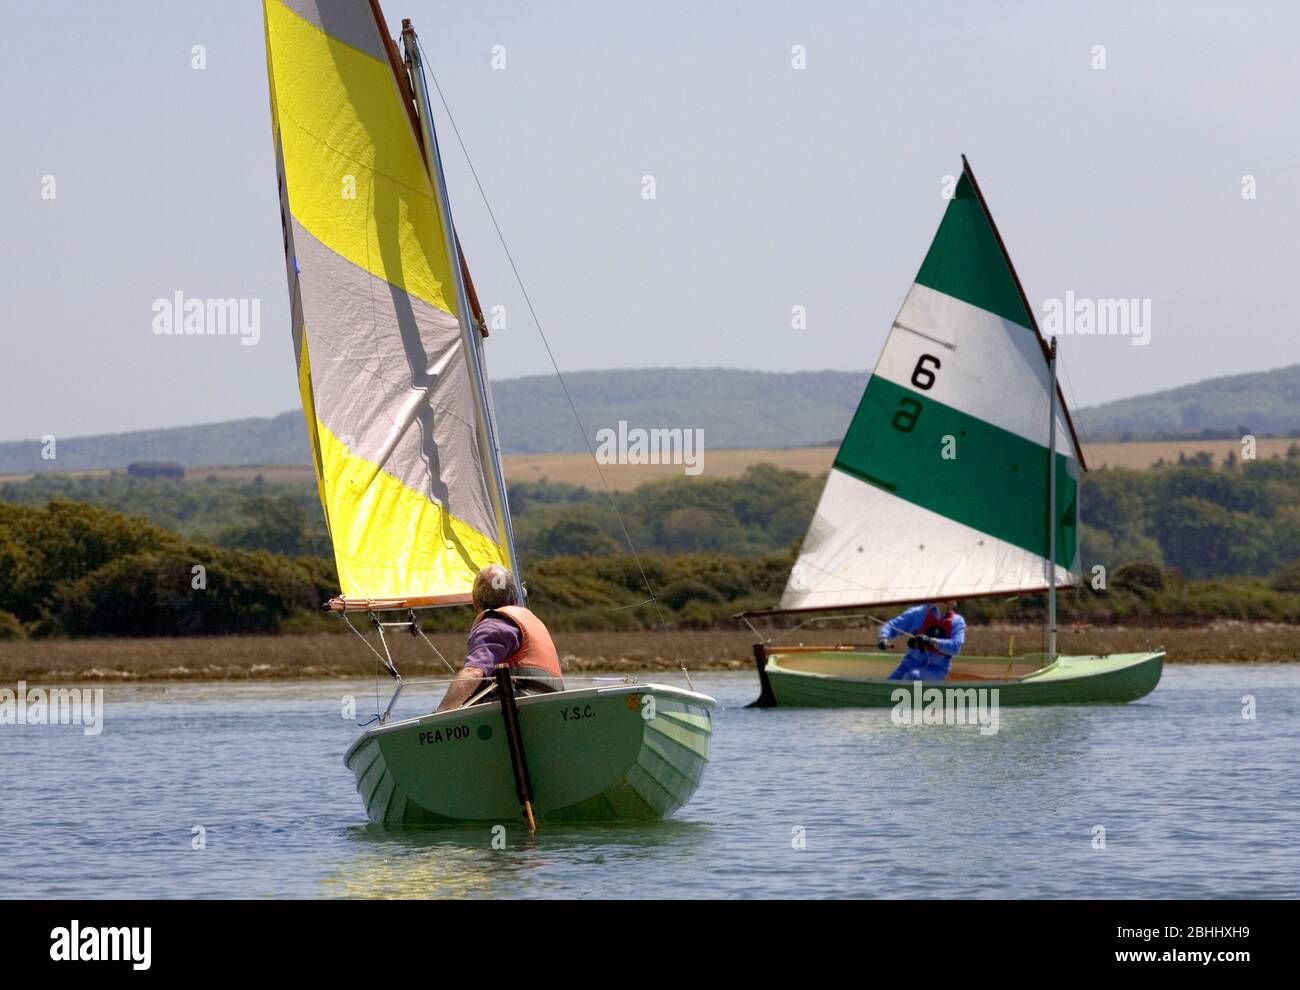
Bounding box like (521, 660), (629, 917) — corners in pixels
(464, 680), (498, 707)
(608, 597), (656, 613)
(752, 612), (891, 646)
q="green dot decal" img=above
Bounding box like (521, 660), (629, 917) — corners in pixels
(477, 725), (493, 741)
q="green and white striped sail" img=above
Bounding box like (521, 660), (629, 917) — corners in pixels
(782, 163), (1081, 611)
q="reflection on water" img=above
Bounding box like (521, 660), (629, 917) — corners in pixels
(5, 666), (1298, 898)
(325, 820), (713, 899)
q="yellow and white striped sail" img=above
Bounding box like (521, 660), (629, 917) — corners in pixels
(264, 0), (506, 601)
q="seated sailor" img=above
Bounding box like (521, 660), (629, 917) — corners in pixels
(877, 600), (966, 681)
(436, 565), (564, 711)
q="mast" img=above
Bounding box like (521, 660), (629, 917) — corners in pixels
(1047, 337), (1058, 663)
(400, 21), (524, 597)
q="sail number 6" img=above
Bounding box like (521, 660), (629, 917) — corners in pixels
(910, 354), (941, 390)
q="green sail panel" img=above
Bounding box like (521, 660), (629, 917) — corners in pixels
(780, 161), (1080, 612)
(915, 172), (1032, 331)
(834, 375), (1077, 570)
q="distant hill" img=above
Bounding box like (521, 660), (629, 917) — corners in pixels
(0, 368), (863, 474)
(494, 368), (863, 453)
(0, 411), (312, 477)
(4, 364), (1298, 475)
(1077, 364), (1300, 441)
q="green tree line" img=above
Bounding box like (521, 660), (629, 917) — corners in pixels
(3, 457), (1300, 638)
(7, 458), (1300, 580)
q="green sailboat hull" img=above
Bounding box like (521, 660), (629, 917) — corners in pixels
(760, 650), (1164, 708)
(344, 682), (714, 825)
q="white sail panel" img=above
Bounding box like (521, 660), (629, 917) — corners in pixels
(876, 284), (1076, 460)
(783, 469), (1076, 610)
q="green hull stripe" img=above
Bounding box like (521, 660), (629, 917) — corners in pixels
(914, 173), (1033, 331)
(834, 375), (1077, 568)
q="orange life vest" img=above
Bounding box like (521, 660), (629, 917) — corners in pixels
(474, 605), (562, 680)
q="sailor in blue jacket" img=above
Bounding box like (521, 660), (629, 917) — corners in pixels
(877, 600), (966, 681)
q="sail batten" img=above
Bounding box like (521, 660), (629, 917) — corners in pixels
(779, 161), (1081, 613)
(264, 0), (508, 602)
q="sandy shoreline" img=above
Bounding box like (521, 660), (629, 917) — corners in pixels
(0, 622), (1296, 683)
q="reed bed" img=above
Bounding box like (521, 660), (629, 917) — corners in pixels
(0, 622), (1296, 683)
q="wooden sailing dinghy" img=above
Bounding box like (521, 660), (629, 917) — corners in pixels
(741, 157), (1162, 707)
(263, 0), (713, 823)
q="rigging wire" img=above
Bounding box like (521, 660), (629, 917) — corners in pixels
(1056, 335), (1089, 447)
(415, 623), (459, 675)
(341, 611), (392, 668)
(416, 39), (680, 652)
(340, 611), (389, 720)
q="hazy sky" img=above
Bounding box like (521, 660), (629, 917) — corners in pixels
(2, 0), (1297, 442)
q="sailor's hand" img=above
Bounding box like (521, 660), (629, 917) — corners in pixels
(918, 635), (936, 650)
(877, 637), (890, 651)
(906, 635), (921, 649)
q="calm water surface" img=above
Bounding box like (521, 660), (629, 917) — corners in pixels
(4, 665), (1297, 898)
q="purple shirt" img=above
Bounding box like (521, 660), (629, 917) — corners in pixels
(464, 614), (522, 675)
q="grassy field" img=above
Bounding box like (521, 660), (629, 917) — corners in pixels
(1, 622), (1295, 683)
(1082, 437), (1295, 469)
(0, 450), (834, 490)
(2, 439), (1293, 490)
(507, 439), (1298, 485)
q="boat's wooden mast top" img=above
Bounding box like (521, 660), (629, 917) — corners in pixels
(367, 1), (487, 336)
